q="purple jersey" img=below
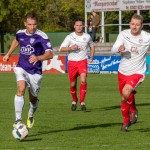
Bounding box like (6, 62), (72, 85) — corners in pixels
(16, 29), (52, 74)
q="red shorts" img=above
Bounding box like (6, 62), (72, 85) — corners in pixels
(118, 72), (144, 95)
(68, 59), (88, 82)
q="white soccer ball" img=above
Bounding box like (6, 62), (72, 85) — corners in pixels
(12, 124), (29, 141)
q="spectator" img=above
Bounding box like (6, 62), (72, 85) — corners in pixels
(87, 14), (93, 37)
(91, 11), (100, 42)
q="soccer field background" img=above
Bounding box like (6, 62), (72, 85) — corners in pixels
(1, 73), (150, 150)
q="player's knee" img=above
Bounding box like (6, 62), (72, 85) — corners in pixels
(30, 97), (38, 104)
(122, 91), (128, 99)
(122, 87), (133, 99)
(17, 88), (25, 96)
(29, 93), (38, 104)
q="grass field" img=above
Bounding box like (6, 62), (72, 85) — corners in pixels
(1, 73), (150, 150)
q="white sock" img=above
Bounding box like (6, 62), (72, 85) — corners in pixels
(28, 100), (39, 118)
(14, 95), (24, 121)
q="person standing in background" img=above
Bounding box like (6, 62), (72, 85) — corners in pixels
(87, 14), (93, 37)
(111, 14), (150, 132)
(91, 11), (100, 42)
(59, 19), (95, 111)
(3, 12), (53, 129)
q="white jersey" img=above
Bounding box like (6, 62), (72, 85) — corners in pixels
(112, 29), (150, 75)
(59, 32), (94, 61)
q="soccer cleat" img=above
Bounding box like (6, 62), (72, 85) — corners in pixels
(81, 102), (86, 111)
(71, 102), (77, 111)
(27, 117), (34, 128)
(130, 109), (138, 124)
(121, 122), (131, 132)
(13, 119), (22, 128)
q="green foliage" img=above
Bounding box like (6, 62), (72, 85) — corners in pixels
(0, 0), (84, 32)
(0, 0), (149, 32)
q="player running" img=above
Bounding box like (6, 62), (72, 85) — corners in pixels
(59, 19), (95, 111)
(3, 12), (53, 128)
(111, 14), (150, 131)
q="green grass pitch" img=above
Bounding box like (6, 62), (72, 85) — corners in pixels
(1, 73), (150, 150)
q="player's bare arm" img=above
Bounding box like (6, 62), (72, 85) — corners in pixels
(89, 45), (95, 63)
(60, 44), (78, 52)
(29, 50), (53, 65)
(3, 38), (19, 62)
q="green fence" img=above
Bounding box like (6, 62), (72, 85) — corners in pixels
(0, 31), (120, 54)
(0, 32), (71, 54)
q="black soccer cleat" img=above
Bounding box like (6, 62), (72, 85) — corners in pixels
(121, 122), (131, 132)
(81, 103), (86, 111)
(71, 103), (77, 111)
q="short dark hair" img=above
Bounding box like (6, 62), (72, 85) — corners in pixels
(75, 19), (83, 23)
(25, 12), (38, 22)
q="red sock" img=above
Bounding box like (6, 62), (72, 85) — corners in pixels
(127, 93), (136, 113)
(70, 86), (78, 102)
(121, 102), (130, 124)
(80, 83), (87, 103)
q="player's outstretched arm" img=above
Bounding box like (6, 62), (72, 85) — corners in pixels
(3, 38), (19, 62)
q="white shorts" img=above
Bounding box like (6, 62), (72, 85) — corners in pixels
(14, 67), (43, 97)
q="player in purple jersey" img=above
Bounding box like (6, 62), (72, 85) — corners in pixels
(3, 12), (53, 128)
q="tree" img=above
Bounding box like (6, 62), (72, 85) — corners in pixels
(0, 0), (149, 33)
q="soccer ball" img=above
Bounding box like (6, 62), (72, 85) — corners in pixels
(12, 124), (29, 141)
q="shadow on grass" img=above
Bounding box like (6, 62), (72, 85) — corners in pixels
(94, 102), (150, 111)
(22, 138), (42, 142)
(29, 122), (121, 137)
(133, 127), (150, 132)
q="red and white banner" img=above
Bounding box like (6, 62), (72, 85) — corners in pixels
(0, 55), (66, 73)
(42, 55), (66, 73)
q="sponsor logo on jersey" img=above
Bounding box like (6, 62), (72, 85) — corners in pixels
(20, 45), (35, 55)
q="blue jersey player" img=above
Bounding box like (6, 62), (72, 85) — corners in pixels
(3, 12), (53, 128)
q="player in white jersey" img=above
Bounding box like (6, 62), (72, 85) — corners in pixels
(59, 19), (95, 111)
(112, 14), (150, 131)
(3, 12), (53, 128)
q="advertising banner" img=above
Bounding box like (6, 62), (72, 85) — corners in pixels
(86, 0), (150, 12)
(1, 55), (150, 74)
(0, 56), (18, 72)
(146, 55), (150, 75)
(66, 55), (150, 74)
(88, 56), (121, 73)
(0, 55), (66, 73)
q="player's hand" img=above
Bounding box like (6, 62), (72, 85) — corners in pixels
(118, 45), (125, 52)
(89, 58), (93, 63)
(29, 55), (39, 65)
(3, 54), (10, 62)
(70, 44), (78, 51)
